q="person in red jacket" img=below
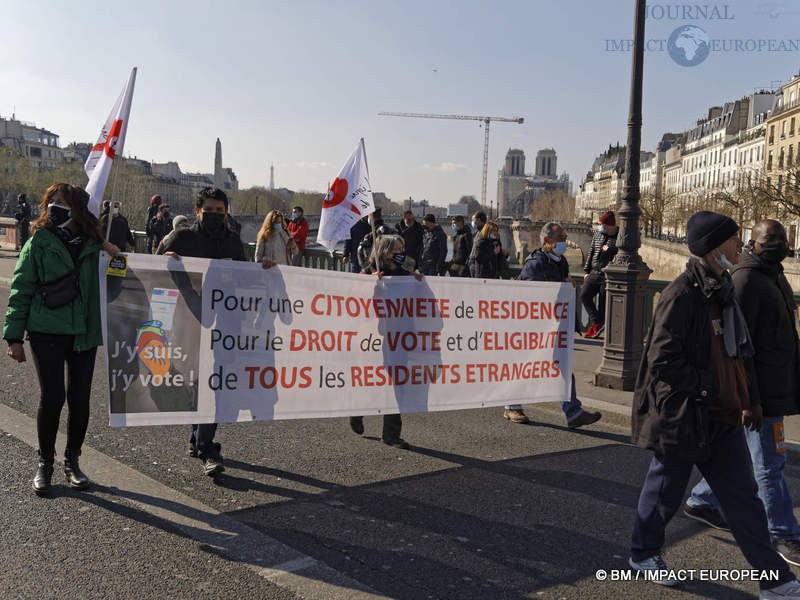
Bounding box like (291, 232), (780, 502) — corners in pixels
(287, 206), (309, 266)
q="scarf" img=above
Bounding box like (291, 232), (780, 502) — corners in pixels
(688, 258), (754, 359)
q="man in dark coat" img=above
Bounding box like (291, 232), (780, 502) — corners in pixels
(395, 211), (424, 269)
(145, 194), (162, 254)
(448, 215), (472, 277)
(14, 193), (31, 251)
(99, 201), (135, 252)
(509, 222), (602, 428)
(581, 210), (618, 338)
(467, 211), (487, 278)
(344, 216), (372, 273)
(420, 214), (446, 276)
(158, 187), (248, 477)
(684, 219), (800, 566)
(628, 211), (799, 595)
(149, 203), (173, 254)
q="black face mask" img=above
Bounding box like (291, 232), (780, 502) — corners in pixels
(48, 204), (71, 228)
(200, 211), (227, 235)
(759, 242), (790, 264)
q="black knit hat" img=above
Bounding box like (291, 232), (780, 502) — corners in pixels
(686, 211), (739, 257)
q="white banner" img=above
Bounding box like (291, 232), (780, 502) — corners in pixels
(101, 254), (575, 427)
(85, 67), (137, 216)
(316, 138), (375, 250)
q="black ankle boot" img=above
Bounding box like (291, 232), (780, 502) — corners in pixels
(32, 451), (54, 496)
(64, 449), (89, 490)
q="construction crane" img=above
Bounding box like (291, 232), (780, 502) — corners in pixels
(378, 112), (524, 217)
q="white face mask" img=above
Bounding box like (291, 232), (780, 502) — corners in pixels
(715, 252), (734, 271)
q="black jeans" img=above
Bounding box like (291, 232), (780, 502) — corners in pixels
(631, 421), (794, 590)
(580, 270), (606, 326)
(29, 333), (97, 458)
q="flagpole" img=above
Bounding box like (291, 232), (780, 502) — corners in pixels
(104, 156), (124, 241)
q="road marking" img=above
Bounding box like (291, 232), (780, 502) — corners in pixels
(0, 402), (386, 600)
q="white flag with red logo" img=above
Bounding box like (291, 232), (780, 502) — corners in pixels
(317, 138), (376, 251)
(84, 67), (137, 217)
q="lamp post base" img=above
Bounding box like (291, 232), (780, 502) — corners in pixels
(593, 256), (652, 391)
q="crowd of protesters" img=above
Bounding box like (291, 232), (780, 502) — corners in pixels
(7, 183), (800, 598)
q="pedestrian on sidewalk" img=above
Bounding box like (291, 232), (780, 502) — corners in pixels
(287, 206), (309, 266)
(683, 219), (800, 567)
(99, 200), (135, 252)
(420, 214), (447, 276)
(145, 194), (162, 254)
(148, 203), (172, 254)
(628, 211), (800, 598)
(14, 193), (32, 251)
(255, 210), (296, 266)
(467, 211), (487, 278)
(447, 215), (472, 277)
(509, 222), (602, 428)
(581, 211), (618, 339)
(158, 187), (274, 477)
(395, 211), (423, 270)
(3, 183), (120, 496)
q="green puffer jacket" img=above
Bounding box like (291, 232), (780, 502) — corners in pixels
(3, 227), (102, 351)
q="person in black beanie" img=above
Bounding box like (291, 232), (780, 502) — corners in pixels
(628, 211), (800, 597)
(685, 219), (800, 567)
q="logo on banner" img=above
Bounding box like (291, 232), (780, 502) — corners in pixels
(135, 320), (171, 377)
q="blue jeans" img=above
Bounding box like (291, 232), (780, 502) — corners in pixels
(506, 374), (584, 423)
(687, 416), (800, 541)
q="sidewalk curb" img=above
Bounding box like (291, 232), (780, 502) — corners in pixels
(534, 397), (800, 466)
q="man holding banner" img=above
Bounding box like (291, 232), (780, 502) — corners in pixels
(158, 187), (254, 476)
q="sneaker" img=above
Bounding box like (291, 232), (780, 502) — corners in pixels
(774, 539), (800, 568)
(349, 417), (364, 435)
(682, 504), (730, 532)
(628, 555), (679, 587)
(567, 411), (602, 429)
(202, 455), (225, 476)
(595, 323), (605, 337)
(583, 324), (599, 339)
(761, 579), (800, 599)
(382, 437), (410, 450)
(503, 408), (530, 424)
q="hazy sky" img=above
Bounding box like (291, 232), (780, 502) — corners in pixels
(2, 0), (798, 208)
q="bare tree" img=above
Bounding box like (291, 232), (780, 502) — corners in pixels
(529, 190), (575, 222)
(640, 188), (679, 237)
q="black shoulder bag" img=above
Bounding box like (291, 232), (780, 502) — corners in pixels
(39, 260), (82, 309)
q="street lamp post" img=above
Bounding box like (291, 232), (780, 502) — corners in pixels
(594, 0), (652, 391)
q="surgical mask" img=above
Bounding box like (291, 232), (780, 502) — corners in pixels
(598, 225), (606, 234)
(553, 241), (568, 256)
(470, 221), (477, 231)
(273, 223), (282, 231)
(291, 212), (298, 220)
(451, 224), (458, 232)
(715, 252), (734, 271)
(489, 234), (498, 240)
(391, 252), (406, 265)
(48, 203), (71, 227)
(759, 241), (790, 264)
(200, 211), (226, 235)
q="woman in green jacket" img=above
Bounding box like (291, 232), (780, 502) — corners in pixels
(3, 183), (113, 495)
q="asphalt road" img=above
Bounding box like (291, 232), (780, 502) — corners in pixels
(0, 284), (798, 599)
